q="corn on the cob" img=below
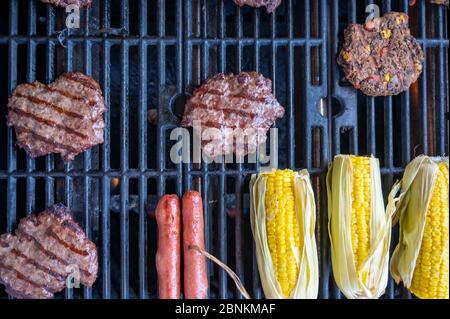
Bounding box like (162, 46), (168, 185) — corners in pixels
(327, 155), (392, 299)
(250, 169), (318, 299)
(389, 156), (449, 299)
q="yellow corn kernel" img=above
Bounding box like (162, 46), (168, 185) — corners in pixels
(410, 163), (449, 299)
(365, 45), (371, 54)
(342, 51), (351, 61)
(415, 60), (423, 72)
(265, 170), (301, 297)
(350, 157), (371, 273)
(396, 15), (406, 24)
(380, 29), (392, 39)
(384, 73), (391, 84)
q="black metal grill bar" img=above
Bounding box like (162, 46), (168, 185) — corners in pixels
(183, 38), (327, 46)
(119, 0), (130, 299)
(137, 0), (148, 300)
(218, 2), (227, 299)
(101, 0), (112, 299)
(234, 2), (244, 300)
(0, 169), (406, 179)
(83, 3), (93, 300)
(420, 0), (429, 155)
(436, 8), (448, 155)
(0, 167), (422, 179)
(0, 36), (179, 43)
(250, 4), (262, 301)
(286, 0), (294, 168)
(1, 37), (447, 47)
(400, 0), (412, 168)
(0, 170), (185, 178)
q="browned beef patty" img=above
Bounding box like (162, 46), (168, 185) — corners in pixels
(337, 12), (424, 96)
(40, 0), (92, 7)
(233, 0), (282, 13)
(7, 72), (106, 161)
(181, 72), (285, 157)
(0, 204), (98, 299)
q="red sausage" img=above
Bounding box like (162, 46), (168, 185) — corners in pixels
(155, 194), (181, 299)
(182, 191), (208, 299)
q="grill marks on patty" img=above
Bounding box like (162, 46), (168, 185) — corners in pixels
(0, 264), (54, 299)
(9, 248), (66, 282)
(17, 210), (98, 284)
(10, 108), (90, 140)
(0, 204), (98, 299)
(7, 72), (106, 161)
(181, 72), (285, 157)
(0, 249), (66, 294)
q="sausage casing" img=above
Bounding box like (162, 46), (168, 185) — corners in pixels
(182, 191), (208, 299)
(155, 194), (181, 299)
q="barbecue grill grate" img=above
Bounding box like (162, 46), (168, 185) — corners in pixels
(0, 0), (448, 299)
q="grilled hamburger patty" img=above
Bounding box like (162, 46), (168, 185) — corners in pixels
(40, 0), (92, 7)
(0, 204), (98, 299)
(337, 12), (423, 96)
(7, 72), (106, 161)
(181, 72), (285, 157)
(233, 0), (282, 13)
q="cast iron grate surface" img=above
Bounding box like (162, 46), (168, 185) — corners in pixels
(0, 0), (448, 299)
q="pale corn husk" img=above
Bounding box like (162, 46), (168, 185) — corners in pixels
(189, 245), (251, 299)
(250, 169), (319, 299)
(389, 155), (449, 290)
(326, 155), (393, 299)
